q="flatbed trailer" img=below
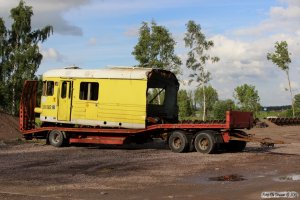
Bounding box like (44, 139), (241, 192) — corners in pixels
(19, 68), (283, 153)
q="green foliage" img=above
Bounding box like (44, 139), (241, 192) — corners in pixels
(132, 21), (181, 74)
(194, 85), (218, 118)
(257, 110), (287, 119)
(267, 41), (291, 71)
(184, 20), (219, 121)
(292, 94), (300, 117)
(294, 93), (300, 109)
(177, 90), (193, 119)
(285, 109), (300, 117)
(0, 0), (53, 115)
(0, 18), (7, 109)
(234, 84), (261, 115)
(267, 41), (294, 117)
(184, 20), (219, 85)
(147, 88), (165, 105)
(213, 99), (236, 120)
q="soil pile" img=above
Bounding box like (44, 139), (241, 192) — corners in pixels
(0, 111), (22, 140)
(260, 119), (278, 128)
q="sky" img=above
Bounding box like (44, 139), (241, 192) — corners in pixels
(1, 0), (300, 106)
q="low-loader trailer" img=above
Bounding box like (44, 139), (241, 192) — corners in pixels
(19, 67), (278, 153)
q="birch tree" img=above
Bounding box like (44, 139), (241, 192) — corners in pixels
(267, 41), (294, 117)
(0, 0), (53, 114)
(184, 20), (219, 121)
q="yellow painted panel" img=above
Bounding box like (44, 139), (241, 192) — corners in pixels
(98, 79), (146, 124)
(39, 76), (147, 128)
(39, 78), (59, 120)
(71, 78), (147, 126)
(57, 81), (71, 121)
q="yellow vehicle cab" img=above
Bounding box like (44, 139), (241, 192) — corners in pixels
(34, 67), (179, 129)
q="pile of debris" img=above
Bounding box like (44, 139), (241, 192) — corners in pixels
(253, 118), (269, 128)
(0, 111), (22, 141)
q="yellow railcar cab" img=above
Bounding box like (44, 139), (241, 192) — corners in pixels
(35, 67), (179, 129)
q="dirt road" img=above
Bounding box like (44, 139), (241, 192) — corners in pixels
(0, 126), (299, 200)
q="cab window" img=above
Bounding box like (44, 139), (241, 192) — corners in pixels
(42, 81), (54, 96)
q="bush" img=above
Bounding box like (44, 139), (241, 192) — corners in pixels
(213, 99), (236, 120)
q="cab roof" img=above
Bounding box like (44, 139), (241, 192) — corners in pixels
(43, 67), (154, 80)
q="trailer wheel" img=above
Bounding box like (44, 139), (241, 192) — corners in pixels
(48, 130), (66, 147)
(168, 131), (189, 153)
(194, 131), (217, 154)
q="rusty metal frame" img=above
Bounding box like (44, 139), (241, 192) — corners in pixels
(21, 111), (253, 137)
(69, 136), (126, 145)
(19, 81), (38, 132)
(230, 132), (285, 145)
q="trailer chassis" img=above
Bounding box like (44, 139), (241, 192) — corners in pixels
(19, 81), (284, 153)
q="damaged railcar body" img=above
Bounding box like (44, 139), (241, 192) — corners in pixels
(20, 67), (264, 154)
(34, 67), (179, 129)
(146, 69), (179, 123)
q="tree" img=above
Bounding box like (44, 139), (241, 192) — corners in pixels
(293, 93), (300, 117)
(132, 21), (181, 74)
(294, 94), (300, 109)
(177, 90), (193, 119)
(184, 20), (219, 121)
(0, 18), (7, 110)
(233, 84), (261, 115)
(267, 41), (294, 117)
(0, 0), (53, 115)
(213, 99), (236, 120)
(194, 85), (218, 119)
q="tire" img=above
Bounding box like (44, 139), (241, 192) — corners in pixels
(168, 131), (189, 153)
(48, 130), (66, 147)
(194, 131), (217, 154)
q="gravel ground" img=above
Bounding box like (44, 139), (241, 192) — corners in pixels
(0, 126), (299, 200)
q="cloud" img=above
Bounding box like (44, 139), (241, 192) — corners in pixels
(188, 0), (300, 106)
(83, 0), (201, 16)
(177, 21), (300, 105)
(280, 81), (299, 92)
(207, 32), (299, 104)
(87, 37), (97, 46)
(234, 0), (300, 36)
(0, 0), (90, 36)
(41, 47), (64, 62)
(124, 26), (139, 37)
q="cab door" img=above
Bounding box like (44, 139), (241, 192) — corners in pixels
(58, 81), (72, 121)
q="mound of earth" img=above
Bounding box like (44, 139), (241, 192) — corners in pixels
(260, 119), (278, 128)
(0, 111), (22, 141)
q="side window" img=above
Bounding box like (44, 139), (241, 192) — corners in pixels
(42, 81), (54, 96)
(79, 82), (99, 101)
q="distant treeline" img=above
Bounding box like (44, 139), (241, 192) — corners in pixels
(262, 105), (291, 111)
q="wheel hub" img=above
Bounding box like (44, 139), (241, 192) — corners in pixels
(199, 138), (209, 150)
(173, 138), (182, 149)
